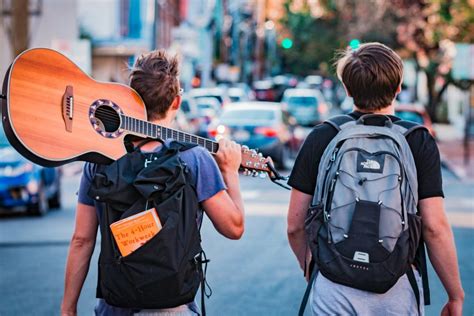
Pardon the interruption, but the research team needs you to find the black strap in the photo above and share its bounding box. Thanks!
[419,239,431,305]
[198,251,211,316]
[298,263,318,316]
[393,120,429,136]
[324,115,354,131]
[0,94,6,99]
[406,267,421,315]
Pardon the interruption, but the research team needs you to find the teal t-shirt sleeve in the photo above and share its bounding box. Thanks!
[181,146,227,203]
[78,162,95,206]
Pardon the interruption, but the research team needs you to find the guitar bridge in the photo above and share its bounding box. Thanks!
[62,85,74,132]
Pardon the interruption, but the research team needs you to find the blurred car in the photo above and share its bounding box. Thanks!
[194,97,221,137]
[395,103,436,137]
[304,75,323,89]
[228,87,251,103]
[281,88,329,126]
[208,102,293,169]
[253,80,276,102]
[0,127,61,215]
[272,74,299,101]
[189,87,230,108]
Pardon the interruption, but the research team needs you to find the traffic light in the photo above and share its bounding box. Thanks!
[349,39,361,50]
[282,38,293,49]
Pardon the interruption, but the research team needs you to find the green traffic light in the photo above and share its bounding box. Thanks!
[349,39,361,50]
[282,38,293,49]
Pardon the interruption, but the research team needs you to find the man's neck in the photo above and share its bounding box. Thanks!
[354,104,394,115]
[132,117,173,151]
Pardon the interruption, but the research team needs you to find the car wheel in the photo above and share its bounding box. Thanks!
[48,189,61,209]
[277,145,291,171]
[28,182,49,216]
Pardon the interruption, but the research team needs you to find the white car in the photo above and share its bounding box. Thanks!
[281,88,329,126]
[189,87,231,107]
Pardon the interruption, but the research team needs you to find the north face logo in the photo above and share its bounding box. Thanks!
[360,159,380,170]
[356,152,385,173]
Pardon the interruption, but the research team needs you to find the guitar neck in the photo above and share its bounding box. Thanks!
[120,114,219,154]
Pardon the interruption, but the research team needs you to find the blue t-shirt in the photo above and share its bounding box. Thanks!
[77,142,226,314]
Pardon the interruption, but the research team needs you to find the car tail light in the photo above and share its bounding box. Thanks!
[318,103,328,114]
[255,127,278,137]
[208,129,218,138]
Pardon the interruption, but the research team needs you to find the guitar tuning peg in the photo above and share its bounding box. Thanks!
[258,152,263,158]
[242,145,249,152]
[252,170,259,177]
[243,169,251,176]
[259,172,267,179]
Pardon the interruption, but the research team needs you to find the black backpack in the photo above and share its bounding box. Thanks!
[88,140,209,311]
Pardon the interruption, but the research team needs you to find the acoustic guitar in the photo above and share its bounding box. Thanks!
[1,48,271,178]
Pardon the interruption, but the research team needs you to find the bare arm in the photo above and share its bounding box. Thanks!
[202,138,244,239]
[419,197,464,315]
[287,188,312,271]
[61,202,98,316]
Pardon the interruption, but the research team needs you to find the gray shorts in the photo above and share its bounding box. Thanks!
[310,271,424,316]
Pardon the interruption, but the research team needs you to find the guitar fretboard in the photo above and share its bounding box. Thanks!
[120,115,219,154]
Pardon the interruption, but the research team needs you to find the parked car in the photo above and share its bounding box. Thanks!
[194,97,221,137]
[281,88,329,126]
[228,87,251,103]
[395,103,436,137]
[253,80,276,102]
[189,87,230,108]
[208,102,293,169]
[304,75,323,89]
[0,127,61,215]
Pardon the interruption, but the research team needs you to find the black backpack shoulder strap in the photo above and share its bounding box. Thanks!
[394,119,431,308]
[393,120,429,137]
[324,114,355,131]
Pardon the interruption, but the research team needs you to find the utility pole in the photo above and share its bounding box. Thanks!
[10,0,29,57]
[254,0,266,80]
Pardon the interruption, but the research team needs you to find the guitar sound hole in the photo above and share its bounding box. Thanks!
[95,105,120,132]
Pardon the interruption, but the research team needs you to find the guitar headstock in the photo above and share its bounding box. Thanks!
[240,145,272,178]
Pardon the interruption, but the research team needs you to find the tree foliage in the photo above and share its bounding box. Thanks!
[278,0,474,120]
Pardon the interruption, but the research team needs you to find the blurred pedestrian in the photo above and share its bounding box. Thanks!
[287,42,464,315]
[61,50,245,316]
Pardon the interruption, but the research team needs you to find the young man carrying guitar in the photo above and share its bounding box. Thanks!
[61,50,245,316]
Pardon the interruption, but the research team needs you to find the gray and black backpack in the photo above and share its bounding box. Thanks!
[299,114,430,315]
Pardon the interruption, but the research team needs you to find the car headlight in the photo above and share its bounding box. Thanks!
[0,162,34,177]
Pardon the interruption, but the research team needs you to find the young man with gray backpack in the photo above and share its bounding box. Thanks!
[288,43,464,315]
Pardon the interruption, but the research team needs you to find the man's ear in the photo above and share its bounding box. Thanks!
[170,95,181,110]
[396,84,402,94]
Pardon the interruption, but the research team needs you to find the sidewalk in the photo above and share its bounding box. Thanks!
[435,124,474,182]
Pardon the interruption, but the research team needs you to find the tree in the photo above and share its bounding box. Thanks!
[393,0,474,121]
[278,0,400,76]
[278,0,473,120]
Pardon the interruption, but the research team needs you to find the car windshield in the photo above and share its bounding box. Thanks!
[0,127,10,148]
[197,103,214,110]
[195,95,223,104]
[220,109,276,123]
[395,111,424,124]
[287,96,318,107]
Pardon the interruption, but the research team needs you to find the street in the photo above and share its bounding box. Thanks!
[0,164,472,316]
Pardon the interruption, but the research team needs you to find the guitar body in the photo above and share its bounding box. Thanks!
[2,48,147,167]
